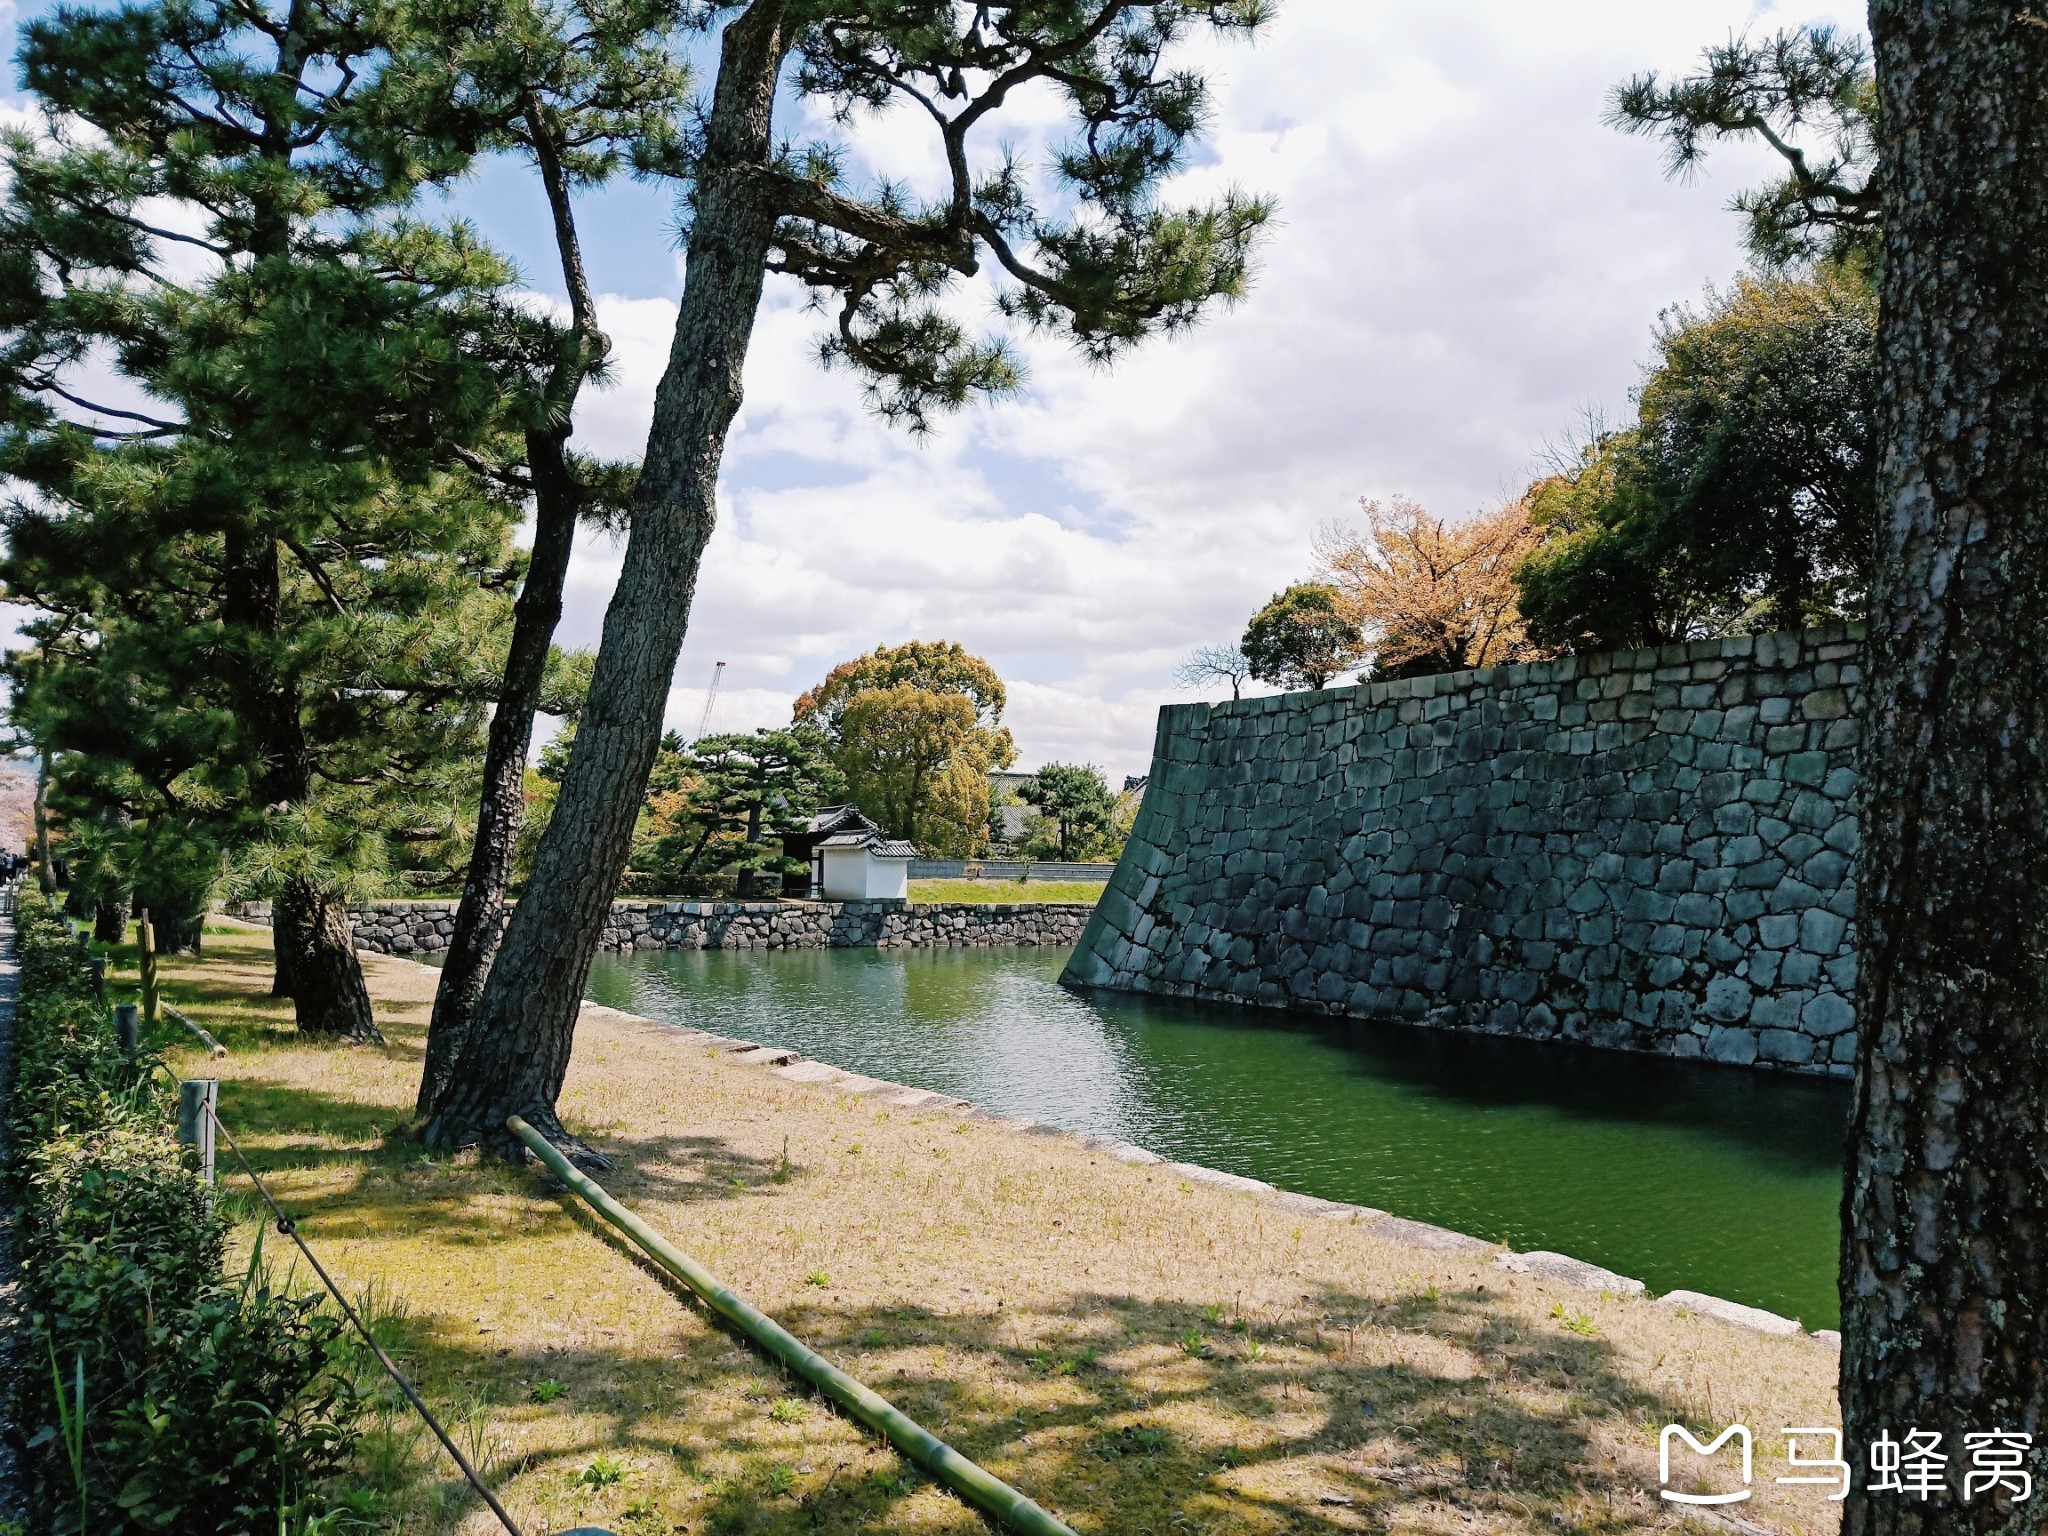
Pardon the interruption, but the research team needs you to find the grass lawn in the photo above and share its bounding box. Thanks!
[909,881,1104,905]
[120,922,1842,1535]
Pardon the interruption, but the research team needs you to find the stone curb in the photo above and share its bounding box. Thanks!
[1495,1250,1648,1296]
[1660,1288,1805,1336]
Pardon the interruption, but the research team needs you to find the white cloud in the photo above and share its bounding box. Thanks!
[562,0,1865,781]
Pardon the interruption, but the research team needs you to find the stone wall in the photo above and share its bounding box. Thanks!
[230,898,1091,955]
[1064,626,1863,1075]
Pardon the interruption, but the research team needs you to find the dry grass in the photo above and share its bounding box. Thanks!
[129,923,1842,1536]
[908,881,1104,905]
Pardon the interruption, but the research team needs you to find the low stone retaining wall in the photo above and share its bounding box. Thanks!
[226,898,1092,954]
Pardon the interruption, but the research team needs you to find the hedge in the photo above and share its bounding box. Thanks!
[8,893,366,1534]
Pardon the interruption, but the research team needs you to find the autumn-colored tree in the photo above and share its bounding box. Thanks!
[1317,498,1543,679]
[794,642,1016,855]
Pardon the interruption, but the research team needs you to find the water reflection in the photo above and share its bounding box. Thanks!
[582,944,1849,1326]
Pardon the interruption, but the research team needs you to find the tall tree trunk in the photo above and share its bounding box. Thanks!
[1844,8,2048,1533]
[415,440,578,1117]
[32,757,52,894]
[271,879,309,998]
[224,526,379,1041]
[152,903,203,955]
[425,2,791,1160]
[285,875,381,1042]
[416,88,612,1122]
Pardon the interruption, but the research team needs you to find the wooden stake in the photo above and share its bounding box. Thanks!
[138,906,159,1023]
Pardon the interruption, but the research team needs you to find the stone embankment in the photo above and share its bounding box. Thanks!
[228,898,1091,955]
[1068,626,1864,1075]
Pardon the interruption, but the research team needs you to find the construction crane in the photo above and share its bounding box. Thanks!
[692,661,725,743]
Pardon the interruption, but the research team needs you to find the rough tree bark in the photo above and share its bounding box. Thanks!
[1843,6,2048,1533]
[285,874,383,1042]
[272,876,309,998]
[416,94,609,1122]
[424,1,791,1159]
[32,758,52,894]
[224,526,380,1042]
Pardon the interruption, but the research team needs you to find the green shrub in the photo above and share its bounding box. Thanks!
[9,895,365,1533]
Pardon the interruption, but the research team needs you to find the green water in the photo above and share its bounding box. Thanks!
[582,944,1849,1327]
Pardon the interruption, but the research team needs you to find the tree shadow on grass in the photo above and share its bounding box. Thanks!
[431,1181,1697,1536]
[195,1077,792,1266]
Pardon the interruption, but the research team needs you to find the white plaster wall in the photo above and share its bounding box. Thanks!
[821,847,910,900]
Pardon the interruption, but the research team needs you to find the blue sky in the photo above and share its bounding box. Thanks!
[2,0,1865,781]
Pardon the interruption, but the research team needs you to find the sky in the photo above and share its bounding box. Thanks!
[1,0,1866,783]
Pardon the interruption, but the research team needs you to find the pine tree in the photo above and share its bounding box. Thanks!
[1844,7,2048,1532]
[630,725,843,894]
[1019,764,1116,862]
[357,0,694,1117]
[430,0,1277,1160]
[0,0,522,1039]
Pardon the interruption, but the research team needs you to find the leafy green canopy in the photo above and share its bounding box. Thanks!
[1019,761,1116,861]
[0,0,535,906]
[1516,263,1877,651]
[1241,583,1365,692]
[794,641,1018,855]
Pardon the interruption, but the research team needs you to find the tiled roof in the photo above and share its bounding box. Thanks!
[805,804,884,836]
[817,828,920,858]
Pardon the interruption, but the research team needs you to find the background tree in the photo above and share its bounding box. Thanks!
[1173,642,1252,700]
[431,0,1276,1161]
[629,724,842,894]
[1611,26,1878,271]
[1318,497,1541,679]
[1516,269,1877,650]
[794,641,1016,855]
[1019,763,1116,862]
[1241,584,1365,691]
[1841,8,2048,1532]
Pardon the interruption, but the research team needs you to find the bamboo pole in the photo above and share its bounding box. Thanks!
[506,1117,1080,1536]
[164,1005,227,1058]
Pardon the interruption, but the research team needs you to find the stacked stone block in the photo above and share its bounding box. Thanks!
[1064,626,1863,1076]
[230,898,1090,954]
